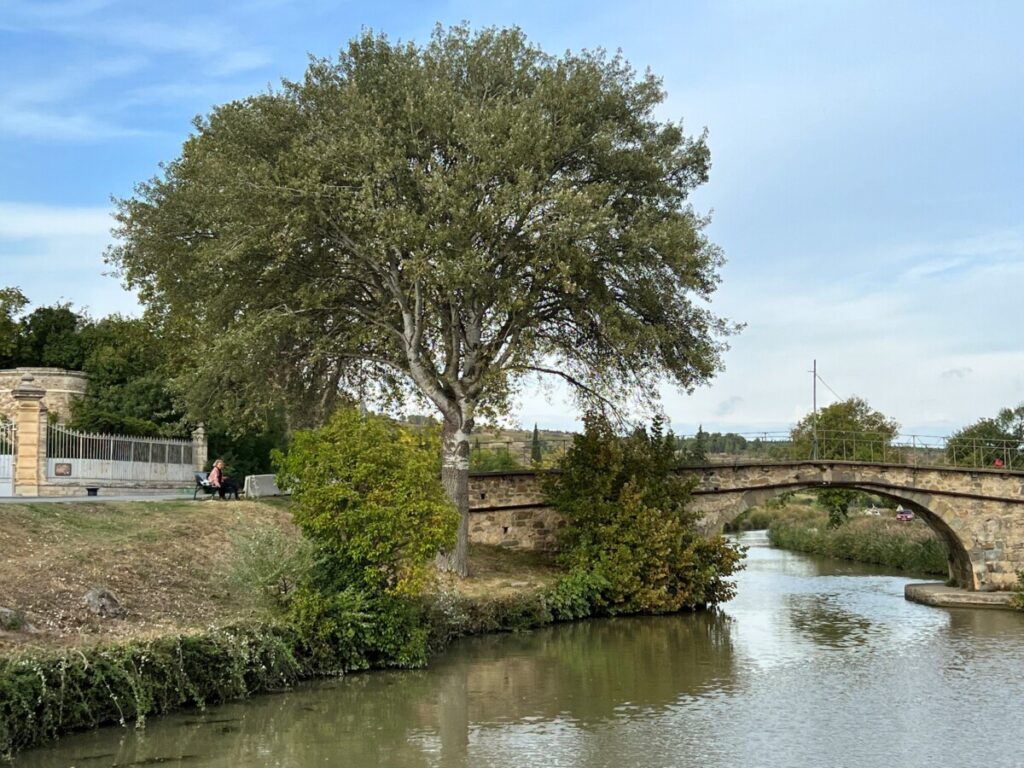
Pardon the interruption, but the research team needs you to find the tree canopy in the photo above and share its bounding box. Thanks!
[107,25,735,573]
[946,404,1024,469]
[0,287,28,368]
[790,397,900,526]
[0,288,286,476]
[790,397,900,463]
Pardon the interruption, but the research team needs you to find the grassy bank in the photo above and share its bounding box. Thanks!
[764,506,948,576]
[0,576,592,758]
[0,499,579,757]
[0,499,299,651]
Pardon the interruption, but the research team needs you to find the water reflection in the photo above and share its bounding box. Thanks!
[14,532,1024,768]
[18,613,739,768]
[784,592,875,649]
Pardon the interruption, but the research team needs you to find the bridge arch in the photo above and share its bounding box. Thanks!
[699,482,972,587]
[686,461,1024,590]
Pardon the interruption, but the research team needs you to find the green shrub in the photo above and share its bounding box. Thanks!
[544,414,744,614]
[275,408,458,598]
[543,569,609,621]
[470,446,524,471]
[274,409,459,668]
[726,507,783,532]
[1013,571,1024,611]
[224,525,314,613]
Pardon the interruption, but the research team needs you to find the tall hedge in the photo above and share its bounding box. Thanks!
[545,414,744,614]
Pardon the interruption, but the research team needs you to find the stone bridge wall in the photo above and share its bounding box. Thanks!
[468,471,561,550]
[469,463,1024,591]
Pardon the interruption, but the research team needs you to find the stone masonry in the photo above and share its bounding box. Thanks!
[468,461,1024,591]
[0,368,88,421]
[468,471,563,550]
[10,374,47,496]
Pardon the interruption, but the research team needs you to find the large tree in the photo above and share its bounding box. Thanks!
[108,25,734,575]
[790,397,900,463]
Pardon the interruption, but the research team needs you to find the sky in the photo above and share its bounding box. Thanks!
[1,0,1022,437]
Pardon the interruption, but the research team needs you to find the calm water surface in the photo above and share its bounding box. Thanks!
[14,531,1024,767]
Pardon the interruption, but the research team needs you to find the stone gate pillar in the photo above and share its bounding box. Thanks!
[192,423,208,471]
[12,374,47,497]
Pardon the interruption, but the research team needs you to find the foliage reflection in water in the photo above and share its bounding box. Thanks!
[13,531,1024,768]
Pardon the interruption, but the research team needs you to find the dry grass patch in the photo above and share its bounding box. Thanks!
[0,499,298,651]
[445,544,561,600]
[0,498,563,653]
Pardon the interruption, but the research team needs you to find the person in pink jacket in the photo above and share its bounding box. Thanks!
[208,458,239,499]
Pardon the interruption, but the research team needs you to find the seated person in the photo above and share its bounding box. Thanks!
[208,458,240,500]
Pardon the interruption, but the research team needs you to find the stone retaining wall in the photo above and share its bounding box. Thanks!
[468,471,561,550]
[38,482,191,497]
[0,368,88,421]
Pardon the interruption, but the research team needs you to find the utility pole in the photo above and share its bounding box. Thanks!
[811,359,818,460]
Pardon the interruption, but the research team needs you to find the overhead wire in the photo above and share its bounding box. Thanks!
[814,373,843,403]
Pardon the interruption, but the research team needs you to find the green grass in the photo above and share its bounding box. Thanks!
[766,507,948,575]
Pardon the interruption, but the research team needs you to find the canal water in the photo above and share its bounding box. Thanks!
[13,531,1024,767]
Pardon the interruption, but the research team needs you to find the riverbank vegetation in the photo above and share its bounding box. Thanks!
[727,496,948,576]
[768,512,947,575]
[546,414,743,614]
[1,410,742,757]
[0,496,559,757]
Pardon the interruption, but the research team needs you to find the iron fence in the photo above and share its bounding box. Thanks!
[0,419,14,456]
[46,423,195,483]
[0,420,13,496]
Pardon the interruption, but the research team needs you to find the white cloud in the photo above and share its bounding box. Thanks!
[940,367,972,381]
[655,227,1024,436]
[0,7,274,142]
[0,56,152,141]
[0,203,111,239]
[715,396,744,417]
[0,108,148,141]
[5,0,120,22]
[0,202,137,315]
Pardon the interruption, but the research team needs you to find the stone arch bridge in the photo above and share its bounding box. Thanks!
[686,461,1024,591]
[468,461,1024,591]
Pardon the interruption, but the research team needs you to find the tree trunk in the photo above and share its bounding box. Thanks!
[437,415,471,576]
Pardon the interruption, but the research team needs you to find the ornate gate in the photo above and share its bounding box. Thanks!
[0,420,14,496]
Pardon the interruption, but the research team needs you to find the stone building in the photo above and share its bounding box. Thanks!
[0,368,88,421]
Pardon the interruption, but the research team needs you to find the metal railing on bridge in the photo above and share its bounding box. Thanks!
[680,430,1023,470]
[468,429,1024,472]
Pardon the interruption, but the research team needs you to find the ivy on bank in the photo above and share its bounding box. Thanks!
[0,572,613,759]
[0,623,302,758]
